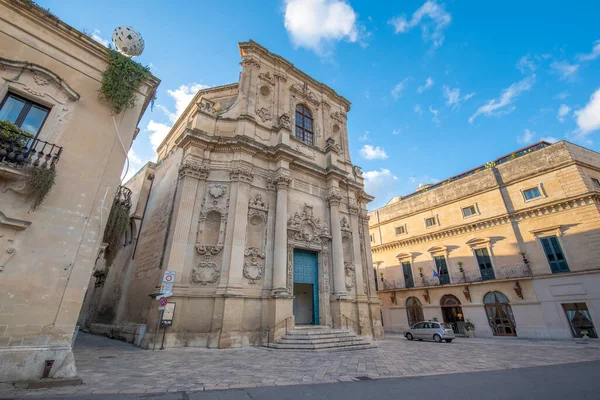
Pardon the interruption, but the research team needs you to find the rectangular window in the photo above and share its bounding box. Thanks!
[523,187,542,200]
[462,205,477,217]
[593,178,600,188]
[474,248,495,280]
[373,268,379,291]
[395,225,405,235]
[562,303,597,338]
[434,256,450,284]
[0,93,50,137]
[425,217,436,227]
[370,234,374,242]
[540,236,570,273]
[402,261,414,288]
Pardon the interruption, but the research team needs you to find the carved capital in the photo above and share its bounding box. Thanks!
[230,167,254,183]
[274,72,287,83]
[331,111,347,124]
[268,174,292,189]
[326,189,343,206]
[348,204,359,215]
[241,57,261,70]
[179,162,210,180]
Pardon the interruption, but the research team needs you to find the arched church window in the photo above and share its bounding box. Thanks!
[295,104,314,145]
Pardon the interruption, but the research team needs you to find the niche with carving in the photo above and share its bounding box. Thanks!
[244,193,268,284]
[193,184,229,285]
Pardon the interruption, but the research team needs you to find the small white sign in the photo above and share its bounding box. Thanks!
[163,271,176,283]
[160,282,173,294]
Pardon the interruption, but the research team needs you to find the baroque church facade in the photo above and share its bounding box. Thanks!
[79,41,383,348]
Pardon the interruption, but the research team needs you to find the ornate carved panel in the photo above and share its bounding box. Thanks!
[243,247,265,284]
[290,83,319,106]
[255,107,272,123]
[344,262,355,290]
[340,216,352,233]
[192,254,220,285]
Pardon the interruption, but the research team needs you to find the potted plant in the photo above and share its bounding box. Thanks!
[418,267,424,277]
[465,319,475,338]
[458,261,464,273]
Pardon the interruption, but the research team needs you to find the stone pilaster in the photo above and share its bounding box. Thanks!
[270,173,292,296]
[327,189,346,298]
[164,162,210,282]
[348,205,366,297]
[226,167,254,290]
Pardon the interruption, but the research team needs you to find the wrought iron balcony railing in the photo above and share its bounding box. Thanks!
[379,263,533,291]
[0,128,62,169]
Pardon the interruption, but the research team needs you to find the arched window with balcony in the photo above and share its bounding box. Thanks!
[295,104,314,145]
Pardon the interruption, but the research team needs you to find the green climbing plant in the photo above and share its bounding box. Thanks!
[102,196,130,267]
[99,49,153,115]
[0,120,33,145]
[25,166,56,211]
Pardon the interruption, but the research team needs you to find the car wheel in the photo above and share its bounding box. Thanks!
[433,334,442,343]
[445,339,453,343]
[406,333,414,341]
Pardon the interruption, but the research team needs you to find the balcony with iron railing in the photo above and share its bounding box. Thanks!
[0,126,62,171]
[379,263,533,291]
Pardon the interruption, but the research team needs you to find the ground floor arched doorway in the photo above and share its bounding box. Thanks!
[406,297,424,327]
[441,294,465,334]
[484,291,517,336]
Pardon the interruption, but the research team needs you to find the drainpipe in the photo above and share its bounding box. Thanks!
[132,173,155,260]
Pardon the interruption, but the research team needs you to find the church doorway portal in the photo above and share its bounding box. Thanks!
[292,249,319,325]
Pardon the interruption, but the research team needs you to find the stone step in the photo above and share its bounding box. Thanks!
[293,325,329,330]
[285,329,354,336]
[282,332,356,340]
[278,337,368,345]
[264,341,375,351]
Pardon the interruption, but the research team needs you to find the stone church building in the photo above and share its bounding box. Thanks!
[80,41,383,348]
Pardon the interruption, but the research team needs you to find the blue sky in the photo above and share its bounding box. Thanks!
[40,0,600,210]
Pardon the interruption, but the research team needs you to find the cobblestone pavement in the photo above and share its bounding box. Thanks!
[2,333,600,398]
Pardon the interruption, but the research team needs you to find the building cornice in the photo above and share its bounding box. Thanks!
[369,157,594,230]
[372,192,600,253]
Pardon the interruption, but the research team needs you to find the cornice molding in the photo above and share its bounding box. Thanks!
[372,192,600,253]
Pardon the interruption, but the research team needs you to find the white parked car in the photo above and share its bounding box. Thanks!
[404,321,455,343]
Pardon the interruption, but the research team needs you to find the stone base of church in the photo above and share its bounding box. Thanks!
[0,346,76,382]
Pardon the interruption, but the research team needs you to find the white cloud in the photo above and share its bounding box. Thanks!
[363,168,399,210]
[551,61,579,80]
[283,0,361,54]
[122,148,144,182]
[557,104,571,123]
[429,105,440,123]
[147,120,172,151]
[391,79,409,99]
[516,55,536,74]
[389,1,451,48]
[540,136,559,144]
[577,40,600,62]
[409,175,440,188]
[392,129,401,135]
[442,85,475,108]
[414,104,423,115]
[161,83,209,123]
[468,76,535,124]
[360,144,388,160]
[517,128,535,145]
[417,77,434,93]
[358,130,370,141]
[574,87,600,137]
[554,91,569,100]
[91,29,109,47]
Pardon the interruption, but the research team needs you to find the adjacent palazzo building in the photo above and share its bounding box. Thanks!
[0,0,158,381]
[371,141,600,340]
[80,41,383,348]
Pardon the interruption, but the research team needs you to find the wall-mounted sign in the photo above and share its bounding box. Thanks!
[161,302,176,327]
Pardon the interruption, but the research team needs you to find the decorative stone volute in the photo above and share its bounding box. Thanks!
[278,113,292,130]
